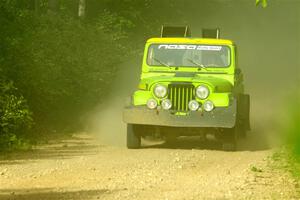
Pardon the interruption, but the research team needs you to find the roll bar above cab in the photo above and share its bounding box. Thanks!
[160,26,191,38]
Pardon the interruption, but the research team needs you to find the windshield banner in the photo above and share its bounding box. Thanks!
[158,45,222,51]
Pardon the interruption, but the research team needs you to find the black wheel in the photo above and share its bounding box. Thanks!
[165,135,177,145]
[236,121,247,139]
[222,141,236,151]
[127,124,141,149]
[219,128,237,151]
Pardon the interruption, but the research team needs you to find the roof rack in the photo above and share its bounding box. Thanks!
[161,25,191,38]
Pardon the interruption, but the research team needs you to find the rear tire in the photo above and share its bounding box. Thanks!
[127,124,141,149]
[237,123,247,139]
[237,94,251,138]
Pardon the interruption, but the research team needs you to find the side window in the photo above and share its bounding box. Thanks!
[147,47,154,65]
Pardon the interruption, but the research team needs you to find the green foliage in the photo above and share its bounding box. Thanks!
[17,14,122,131]
[286,154,300,179]
[256,0,268,8]
[0,0,183,149]
[285,94,300,158]
[97,9,136,42]
[275,92,300,180]
[271,149,300,180]
[0,79,33,150]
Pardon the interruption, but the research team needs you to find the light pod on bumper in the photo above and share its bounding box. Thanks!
[161,99,172,110]
[147,99,158,109]
[196,85,209,99]
[203,100,214,112]
[154,85,167,98]
[188,100,200,111]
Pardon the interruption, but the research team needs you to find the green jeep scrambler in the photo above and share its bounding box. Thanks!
[123,26,250,151]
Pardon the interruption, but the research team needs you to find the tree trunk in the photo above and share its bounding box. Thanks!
[34,0,40,15]
[78,0,86,18]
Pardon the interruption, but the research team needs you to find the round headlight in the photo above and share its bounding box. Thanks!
[154,85,167,98]
[161,99,172,110]
[203,100,214,112]
[188,100,200,111]
[196,85,209,99]
[147,99,158,109]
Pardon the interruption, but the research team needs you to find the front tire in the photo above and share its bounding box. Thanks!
[165,135,177,145]
[219,128,237,151]
[127,124,141,149]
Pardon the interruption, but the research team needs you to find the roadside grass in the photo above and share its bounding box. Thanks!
[0,138,32,152]
[274,92,300,181]
[265,92,300,187]
[0,131,75,152]
[286,155,300,180]
[268,148,300,193]
[284,94,300,180]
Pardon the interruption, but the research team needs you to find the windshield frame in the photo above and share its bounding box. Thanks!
[146,43,232,68]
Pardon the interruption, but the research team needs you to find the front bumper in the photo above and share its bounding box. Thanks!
[123,99,236,128]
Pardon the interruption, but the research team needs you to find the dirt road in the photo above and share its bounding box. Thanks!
[0,133,299,200]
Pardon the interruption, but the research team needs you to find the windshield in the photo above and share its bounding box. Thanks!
[147,44,231,68]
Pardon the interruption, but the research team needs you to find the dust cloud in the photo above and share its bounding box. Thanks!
[88,58,141,146]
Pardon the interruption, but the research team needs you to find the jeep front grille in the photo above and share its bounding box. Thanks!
[168,83,195,111]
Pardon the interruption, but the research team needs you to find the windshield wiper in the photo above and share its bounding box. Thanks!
[151,57,170,68]
[186,59,207,70]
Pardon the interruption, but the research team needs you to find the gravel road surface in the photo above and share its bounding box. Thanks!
[0,133,299,200]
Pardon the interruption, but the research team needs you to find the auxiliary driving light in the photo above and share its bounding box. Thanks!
[147,99,158,109]
[196,85,209,99]
[188,100,200,111]
[161,99,172,110]
[203,100,214,112]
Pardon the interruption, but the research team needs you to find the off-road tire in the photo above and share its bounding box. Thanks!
[220,128,237,151]
[222,142,236,151]
[237,123,247,139]
[165,135,177,146]
[127,124,141,149]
